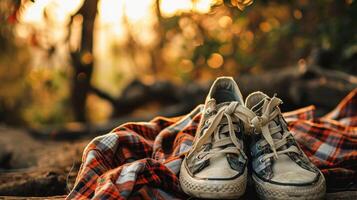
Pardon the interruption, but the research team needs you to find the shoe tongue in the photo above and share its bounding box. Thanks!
[252,98,283,140]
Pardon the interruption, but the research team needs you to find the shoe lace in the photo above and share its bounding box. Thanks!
[250,96,300,161]
[187,101,256,165]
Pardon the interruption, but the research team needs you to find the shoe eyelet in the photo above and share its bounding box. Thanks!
[205,108,211,115]
[236,126,240,133]
[256,144,261,150]
[204,120,210,126]
[196,153,207,160]
[253,128,259,135]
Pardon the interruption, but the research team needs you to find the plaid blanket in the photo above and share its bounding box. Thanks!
[67,89,357,199]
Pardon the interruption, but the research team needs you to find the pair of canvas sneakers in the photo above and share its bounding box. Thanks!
[179,77,326,199]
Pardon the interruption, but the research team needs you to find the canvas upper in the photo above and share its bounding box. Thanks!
[183,77,254,180]
[245,92,321,185]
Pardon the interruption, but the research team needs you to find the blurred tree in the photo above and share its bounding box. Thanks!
[68,0,98,122]
[0,0,30,125]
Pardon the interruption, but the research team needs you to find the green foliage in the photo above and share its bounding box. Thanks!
[158,0,356,76]
[0,0,73,126]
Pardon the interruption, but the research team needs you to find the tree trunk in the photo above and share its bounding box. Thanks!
[70,0,98,122]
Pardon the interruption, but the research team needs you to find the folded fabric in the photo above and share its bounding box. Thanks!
[67,89,357,199]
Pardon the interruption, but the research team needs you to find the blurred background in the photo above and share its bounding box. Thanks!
[0,0,356,197]
[0,0,356,128]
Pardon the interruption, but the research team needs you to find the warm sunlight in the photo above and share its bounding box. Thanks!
[98,0,123,24]
[18,0,214,53]
[20,0,214,24]
[21,0,50,23]
[124,0,154,21]
[21,0,82,24]
[98,0,154,23]
[160,0,193,17]
[160,0,213,17]
[17,0,216,72]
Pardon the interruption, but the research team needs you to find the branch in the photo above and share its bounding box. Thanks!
[89,86,116,105]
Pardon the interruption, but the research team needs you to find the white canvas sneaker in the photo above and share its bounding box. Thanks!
[179,77,255,199]
[245,91,326,200]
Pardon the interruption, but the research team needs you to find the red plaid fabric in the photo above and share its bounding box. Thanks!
[284,89,357,191]
[67,89,357,199]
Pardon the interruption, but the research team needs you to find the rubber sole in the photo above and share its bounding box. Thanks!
[179,159,247,199]
[253,172,326,200]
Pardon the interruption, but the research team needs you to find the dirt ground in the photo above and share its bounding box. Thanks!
[0,126,89,197]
